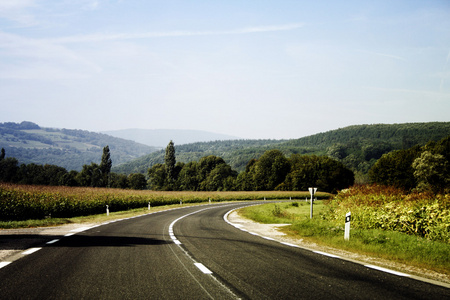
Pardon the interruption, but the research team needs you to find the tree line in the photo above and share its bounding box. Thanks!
[369,135,450,194]
[147,141,355,193]
[0,146,147,190]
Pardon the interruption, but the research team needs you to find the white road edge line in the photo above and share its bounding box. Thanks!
[365,264,410,277]
[194,263,213,274]
[0,262,11,269]
[46,239,60,244]
[22,247,42,255]
[313,251,340,258]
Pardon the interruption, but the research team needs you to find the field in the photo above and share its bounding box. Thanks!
[0,183,331,227]
[239,185,450,276]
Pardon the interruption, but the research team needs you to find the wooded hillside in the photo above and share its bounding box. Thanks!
[114,122,450,182]
[0,122,157,171]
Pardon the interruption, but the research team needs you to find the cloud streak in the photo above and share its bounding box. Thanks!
[45,23,305,44]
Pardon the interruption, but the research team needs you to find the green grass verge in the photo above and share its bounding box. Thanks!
[239,201,450,275]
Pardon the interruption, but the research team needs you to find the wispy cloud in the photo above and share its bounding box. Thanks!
[45,23,305,44]
[357,49,406,61]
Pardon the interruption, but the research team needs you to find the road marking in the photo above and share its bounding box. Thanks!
[194,263,213,274]
[64,232,76,237]
[22,247,42,255]
[70,226,92,232]
[46,239,60,244]
[0,262,11,269]
[365,265,410,277]
[313,251,340,258]
[280,242,298,247]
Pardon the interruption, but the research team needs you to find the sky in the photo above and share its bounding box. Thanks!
[1,0,449,140]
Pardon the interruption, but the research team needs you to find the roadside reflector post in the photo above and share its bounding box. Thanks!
[209,198,211,204]
[180,200,182,205]
[148,202,151,210]
[344,212,351,241]
[106,205,109,216]
[308,187,317,219]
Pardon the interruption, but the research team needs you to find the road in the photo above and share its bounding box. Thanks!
[0,202,448,299]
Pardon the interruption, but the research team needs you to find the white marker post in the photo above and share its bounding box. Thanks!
[148,202,151,210]
[344,212,351,241]
[106,205,109,216]
[308,187,317,219]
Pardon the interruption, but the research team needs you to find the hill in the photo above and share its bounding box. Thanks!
[113,122,450,181]
[102,128,241,147]
[0,121,158,171]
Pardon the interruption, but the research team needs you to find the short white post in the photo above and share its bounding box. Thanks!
[106,205,109,216]
[344,212,351,241]
[264,197,266,201]
[308,187,317,219]
[209,198,211,204]
[290,197,292,201]
[148,202,151,210]
[180,200,182,205]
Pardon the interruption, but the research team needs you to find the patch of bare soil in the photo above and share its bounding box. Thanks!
[227,211,450,286]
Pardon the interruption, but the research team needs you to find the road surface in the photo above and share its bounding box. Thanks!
[0,202,448,299]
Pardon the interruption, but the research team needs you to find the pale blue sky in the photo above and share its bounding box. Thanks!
[1,0,449,139]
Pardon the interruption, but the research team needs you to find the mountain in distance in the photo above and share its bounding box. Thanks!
[0,121,158,171]
[101,128,241,147]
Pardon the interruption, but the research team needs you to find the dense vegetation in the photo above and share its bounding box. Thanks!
[369,136,450,193]
[0,146,148,190]
[115,122,450,182]
[147,144,354,193]
[0,121,157,171]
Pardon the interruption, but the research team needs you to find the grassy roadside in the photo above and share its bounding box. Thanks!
[238,201,450,276]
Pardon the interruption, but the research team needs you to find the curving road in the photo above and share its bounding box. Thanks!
[0,202,448,299]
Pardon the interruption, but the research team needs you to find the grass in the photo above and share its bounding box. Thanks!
[239,201,450,276]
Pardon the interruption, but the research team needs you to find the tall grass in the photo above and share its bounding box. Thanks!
[324,185,450,243]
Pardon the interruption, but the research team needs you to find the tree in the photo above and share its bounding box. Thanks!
[148,163,167,190]
[0,148,5,161]
[412,151,449,193]
[368,146,421,191]
[78,163,103,187]
[282,155,354,193]
[165,141,176,189]
[252,150,290,190]
[127,173,147,190]
[177,161,199,191]
[100,145,112,187]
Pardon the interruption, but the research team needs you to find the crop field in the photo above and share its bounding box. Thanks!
[0,183,331,223]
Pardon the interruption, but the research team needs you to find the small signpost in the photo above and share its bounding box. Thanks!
[344,212,351,240]
[308,187,317,219]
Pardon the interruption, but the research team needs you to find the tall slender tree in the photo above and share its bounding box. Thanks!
[100,145,112,187]
[165,140,176,189]
[0,148,5,161]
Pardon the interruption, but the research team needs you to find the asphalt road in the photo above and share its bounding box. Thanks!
[0,202,448,299]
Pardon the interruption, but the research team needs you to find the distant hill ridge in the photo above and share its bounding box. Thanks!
[113,122,450,176]
[101,128,241,147]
